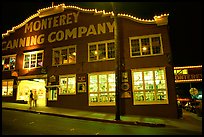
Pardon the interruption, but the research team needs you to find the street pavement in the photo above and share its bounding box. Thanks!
[2,102,202,132]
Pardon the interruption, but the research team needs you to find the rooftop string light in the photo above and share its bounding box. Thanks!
[2,3,169,38]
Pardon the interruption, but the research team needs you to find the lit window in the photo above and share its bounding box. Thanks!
[59,75,76,95]
[132,67,168,105]
[2,80,13,96]
[88,40,115,62]
[23,50,44,69]
[88,72,115,106]
[2,55,16,71]
[130,34,163,57]
[48,88,58,101]
[52,45,76,66]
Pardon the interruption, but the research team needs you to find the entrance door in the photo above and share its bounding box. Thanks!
[17,79,46,106]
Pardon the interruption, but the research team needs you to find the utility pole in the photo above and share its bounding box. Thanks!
[111,2,121,121]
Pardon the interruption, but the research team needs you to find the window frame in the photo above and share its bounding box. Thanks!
[131,67,169,105]
[88,40,115,62]
[52,45,76,66]
[129,34,163,57]
[2,79,14,96]
[2,54,16,71]
[23,50,44,69]
[88,71,116,106]
[59,74,76,95]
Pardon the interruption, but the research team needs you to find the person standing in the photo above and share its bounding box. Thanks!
[33,90,38,107]
[29,90,33,109]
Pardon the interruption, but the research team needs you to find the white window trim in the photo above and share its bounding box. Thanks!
[2,79,14,96]
[52,45,76,66]
[88,39,115,62]
[59,74,76,95]
[131,67,169,105]
[129,34,164,58]
[23,50,44,69]
[88,71,116,106]
[2,54,17,71]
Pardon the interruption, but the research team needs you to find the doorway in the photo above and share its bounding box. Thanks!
[17,79,46,106]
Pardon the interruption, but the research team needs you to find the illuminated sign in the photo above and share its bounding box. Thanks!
[175,74,202,80]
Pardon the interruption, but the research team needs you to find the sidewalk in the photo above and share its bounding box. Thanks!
[2,102,202,132]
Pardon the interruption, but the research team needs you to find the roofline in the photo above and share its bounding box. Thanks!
[2,3,169,39]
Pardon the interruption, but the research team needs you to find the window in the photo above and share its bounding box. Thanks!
[59,75,76,95]
[88,40,115,62]
[132,67,168,105]
[48,88,58,101]
[130,34,163,57]
[2,54,16,71]
[2,80,14,96]
[23,50,44,69]
[52,45,76,66]
[88,72,115,106]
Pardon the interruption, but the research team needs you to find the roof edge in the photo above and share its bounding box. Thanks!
[2,3,169,38]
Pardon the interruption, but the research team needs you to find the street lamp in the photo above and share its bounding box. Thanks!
[111,2,121,121]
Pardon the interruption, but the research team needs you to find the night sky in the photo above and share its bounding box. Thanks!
[2,2,202,66]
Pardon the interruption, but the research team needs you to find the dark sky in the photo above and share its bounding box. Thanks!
[2,2,202,66]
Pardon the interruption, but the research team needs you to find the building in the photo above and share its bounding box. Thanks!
[2,4,178,118]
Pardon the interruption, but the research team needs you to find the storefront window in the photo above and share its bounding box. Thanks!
[59,75,76,95]
[2,55,16,71]
[52,45,76,66]
[130,34,163,57]
[23,51,44,69]
[48,88,58,101]
[88,72,115,106]
[2,80,13,96]
[88,40,115,62]
[132,67,168,105]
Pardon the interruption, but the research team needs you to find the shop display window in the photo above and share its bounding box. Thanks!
[88,40,115,62]
[130,34,163,57]
[2,80,13,96]
[59,75,76,95]
[132,67,168,105]
[134,91,145,101]
[89,93,98,102]
[52,45,76,66]
[48,88,58,101]
[88,72,115,106]
[2,55,16,71]
[23,50,44,69]
[145,91,155,101]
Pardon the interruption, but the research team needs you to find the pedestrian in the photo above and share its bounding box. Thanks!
[33,90,38,107]
[29,90,33,109]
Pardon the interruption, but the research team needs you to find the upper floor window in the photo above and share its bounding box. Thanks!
[52,45,76,66]
[2,54,16,71]
[23,50,44,69]
[130,34,163,57]
[88,40,115,62]
[59,74,76,95]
